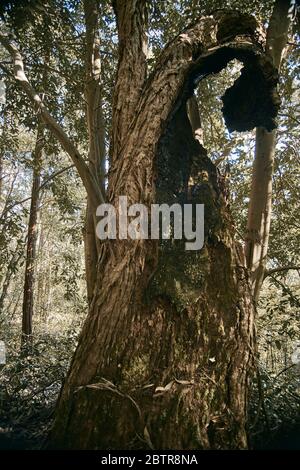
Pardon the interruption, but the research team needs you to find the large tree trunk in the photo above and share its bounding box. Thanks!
[21,120,44,345]
[245,0,292,301]
[48,9,280,450]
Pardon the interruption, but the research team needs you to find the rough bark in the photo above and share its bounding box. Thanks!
[110,0,148,167]
[84,205,98,305]
[245,0,292,301]
[21,120,44,345]
[48,11,279,450]
[83,0,106,304]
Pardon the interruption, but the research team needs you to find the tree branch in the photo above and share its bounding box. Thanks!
[39,164,75,192]
[83,0,106,190]
[269,274,300,308]
[0,31,104,209]
[0,164,76,219]
[272,364,296,382]
[264,265,300,278]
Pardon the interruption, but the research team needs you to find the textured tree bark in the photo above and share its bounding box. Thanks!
[110,0,148,167]
[48,10,279,450]
[245,0,292,301]
[83,0,106,304]
[84,204,98,305]
[21,120,44,345]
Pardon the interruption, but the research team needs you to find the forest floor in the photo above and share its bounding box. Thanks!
[1,333,299,450]
[0,405,53,449]
[0,414,300,450]
[252,421,300,449]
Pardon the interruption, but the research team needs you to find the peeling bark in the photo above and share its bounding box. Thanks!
[187,94,204,145]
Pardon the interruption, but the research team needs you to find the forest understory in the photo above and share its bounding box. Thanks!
[1,326,300,450]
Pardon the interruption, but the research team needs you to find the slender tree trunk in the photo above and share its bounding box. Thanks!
[36,209,44,317]
[0,109,7,200]
[245,0,292,301]
[21,120,44,345]
[0,248,24,318]
[83,0,106,304]
[48,9,279,449]
[0,150,2,200]
[21,40,51,345]
[0,155,2,199]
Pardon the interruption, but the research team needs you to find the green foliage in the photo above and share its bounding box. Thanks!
[0,323,82,448]
[248,276,300,447]
[249,363,300,448]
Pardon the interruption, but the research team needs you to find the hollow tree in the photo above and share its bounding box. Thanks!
[1,3,280,449]
[49,8,280,449]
